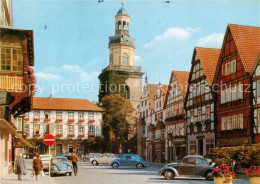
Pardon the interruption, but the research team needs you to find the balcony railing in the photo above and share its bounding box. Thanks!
[0,75,24,92]
[104,65,142,73]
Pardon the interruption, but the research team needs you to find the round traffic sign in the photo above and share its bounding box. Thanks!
[43,134,55,146]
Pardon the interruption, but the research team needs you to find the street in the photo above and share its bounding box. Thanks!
[0,160,250,184]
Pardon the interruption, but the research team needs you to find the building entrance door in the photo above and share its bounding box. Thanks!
[198,140,204,155]
[56,144,62,156]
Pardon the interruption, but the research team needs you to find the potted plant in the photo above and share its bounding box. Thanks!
[212,164,236,184]
[56,119,62,122]
[68,119,74,123]
[245,166,260,184]
[78,119,85,123]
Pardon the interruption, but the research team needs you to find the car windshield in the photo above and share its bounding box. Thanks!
[53,157,68,162]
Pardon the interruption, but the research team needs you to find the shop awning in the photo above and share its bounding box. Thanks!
[0,118,35,148]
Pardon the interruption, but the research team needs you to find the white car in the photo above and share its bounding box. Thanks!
[90,153,116,165]
[40,155,53,171]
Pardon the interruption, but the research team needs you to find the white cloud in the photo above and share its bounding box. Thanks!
[144,27,199,48]
[81,71,100,83]
[35,72,62,80]
[134,55,145,61]
[60,64,82,72]
[197,33,224,48]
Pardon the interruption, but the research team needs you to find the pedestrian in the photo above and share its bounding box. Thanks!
[70,152,78,176]
[32,153,43,181]
[15,153,26,181]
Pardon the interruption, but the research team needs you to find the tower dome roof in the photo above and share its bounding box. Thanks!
[116,7,129,16]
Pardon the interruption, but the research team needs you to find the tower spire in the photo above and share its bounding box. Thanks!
[145,73,148,84]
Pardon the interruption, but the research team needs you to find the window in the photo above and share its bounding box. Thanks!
[190,111,194,122]
[238,114,243,129]
[206,107,211,119]
[125,85,130,99]
[142,126,146,135]
[44,112,50,119]
[196,158,208,165]
[238,84,243,99]
[118,21,121,29]
[56,112,62,119]
[231,86,237,101]
[33,124,40,134]
[0,35,23,72]
[78,125,84,135]
[123,21,126,30]
[225,62,230,75]
[227,116,232,130]
[24,124,29,132]
[88,112,94,120]
[198,109,202,121]
[221,117,227,131]
[122,53,128,65]
[34,111,40,119]
[231,60,237,73]
[68,146,73,153]
[221,89,226,104]
[57,125,62,134]
[206,139,214,154]
[162,129,165,139]
[88,125,95,136]
[15,117,22,131]
[68,125,74,134]
[79,112,84,120]
[257,81,260,97]
[183,157,196,164]
[68,112,74,120]
[232,115,237,129]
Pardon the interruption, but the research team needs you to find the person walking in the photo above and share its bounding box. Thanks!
[15,153,25,181]
[32,153,43,181]
[70,152,78,176]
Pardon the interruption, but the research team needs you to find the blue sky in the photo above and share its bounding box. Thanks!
[13,0,260,101]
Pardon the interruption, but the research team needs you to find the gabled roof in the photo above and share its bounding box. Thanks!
[250,51,260,76]
[195,47,221,86]
[32,97,103,112]
[164,70,189,108]
[229,24,260,72]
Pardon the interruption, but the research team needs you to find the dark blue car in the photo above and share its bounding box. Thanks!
[110,154,148,169]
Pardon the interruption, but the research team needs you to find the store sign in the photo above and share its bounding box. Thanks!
[0,105,8,119]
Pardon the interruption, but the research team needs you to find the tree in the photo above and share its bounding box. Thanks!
[101,94,134,152]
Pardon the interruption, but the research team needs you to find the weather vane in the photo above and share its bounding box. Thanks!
[121,1,125,7]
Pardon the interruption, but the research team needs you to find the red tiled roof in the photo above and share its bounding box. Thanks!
[32,97,103,111]
[195,47,221,86]
[229,24,260,72]
[173,71,190,98]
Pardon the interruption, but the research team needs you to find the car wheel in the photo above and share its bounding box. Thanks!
[69,172,72,176]
[50,173,54,177]
[136,163,143,169]
[164,170,174,180]
[92,160,98,166]
[112,162,119,169]
[205,171,213,181]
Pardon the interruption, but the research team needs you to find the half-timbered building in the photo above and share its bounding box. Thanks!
[185,47,220,156]
[137,77,157,160]
[251,52,260,144]
[147,83,167,162]
[213,24,260,147]
[164,71,189,162]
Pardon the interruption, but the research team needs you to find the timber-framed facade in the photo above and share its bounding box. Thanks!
[185,47,220,156]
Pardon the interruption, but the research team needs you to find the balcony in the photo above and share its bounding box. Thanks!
[68,134,75,137]
[24,118,29,121]
[78,134,85,138]
[33,118,40,121]
[104,65,142,73]
[0,75,24,92]
[44,119,50,123]
[88,119,95,123]
[33,134,41,137]
[56,134,63,137]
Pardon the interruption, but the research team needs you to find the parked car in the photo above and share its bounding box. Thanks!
[40,155,53,171]
[90,153,117,165]
[158,155,214,180]
[58,153,72,160]
[50,156,73,177]
[111,154,148,169]
[83,153,101,162]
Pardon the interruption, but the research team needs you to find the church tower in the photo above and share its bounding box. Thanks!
[99,3,144,112]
